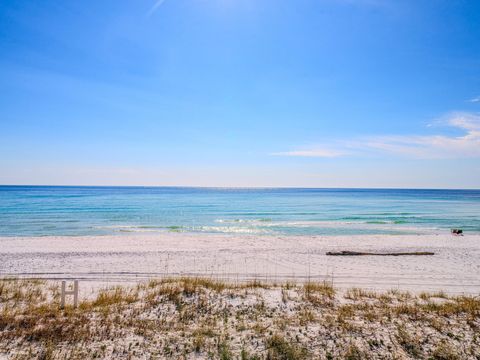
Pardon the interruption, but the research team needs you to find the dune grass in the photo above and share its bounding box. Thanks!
[0,277,479,359]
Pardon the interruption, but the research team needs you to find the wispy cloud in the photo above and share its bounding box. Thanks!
[271,148,345,158]
[273,112,480,159]
[147,0,167,16]
[468,96,480,103]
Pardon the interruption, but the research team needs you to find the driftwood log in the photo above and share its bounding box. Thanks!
[326,251,434,256]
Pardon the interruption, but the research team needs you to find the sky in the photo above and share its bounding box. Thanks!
[0,0,479,188]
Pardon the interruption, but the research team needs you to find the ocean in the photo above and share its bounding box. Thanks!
[1,186,479,237]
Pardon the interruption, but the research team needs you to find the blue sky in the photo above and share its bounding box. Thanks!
[1,0,479,188]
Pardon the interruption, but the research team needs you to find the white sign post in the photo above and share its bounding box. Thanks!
[60,280,79,309]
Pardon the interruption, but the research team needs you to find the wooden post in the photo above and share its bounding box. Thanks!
[61,281,66,308]
[73,280,79,308]
[60,280,79,309]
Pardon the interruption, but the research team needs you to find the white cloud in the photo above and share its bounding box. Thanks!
[271,148,345,158]
[468,96,480,103]
[273,112,480,160]
[147,0,167,16]
[447,112,480,131]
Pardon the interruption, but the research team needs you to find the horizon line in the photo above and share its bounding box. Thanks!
[1,184,479,191]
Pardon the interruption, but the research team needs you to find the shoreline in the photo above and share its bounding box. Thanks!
[1,232,479,294]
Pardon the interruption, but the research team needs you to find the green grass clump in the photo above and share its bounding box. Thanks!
[303,281,335,305]
[343,343,366,360]
[431,341,461,360]
[89,287,138,308]
[344,288,378,300]
[218,340,233,360]
[396,325,422,357]
[265,334,309,360]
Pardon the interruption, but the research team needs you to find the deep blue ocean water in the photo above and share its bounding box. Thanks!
[0,186,479,237]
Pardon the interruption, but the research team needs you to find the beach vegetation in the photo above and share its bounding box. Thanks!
[217,339,233,360]
[396,325,422,357]
[303,281,335,305]
[265,334,309,360]
[343,343,366,360]
[344,287,378,300]
[1,277,479,359]
[431,341,461,360]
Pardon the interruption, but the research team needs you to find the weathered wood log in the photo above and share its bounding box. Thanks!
[326,251,434,256]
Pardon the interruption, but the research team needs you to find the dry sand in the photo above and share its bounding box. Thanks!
[1,232,479,294]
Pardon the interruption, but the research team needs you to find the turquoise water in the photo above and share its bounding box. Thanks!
[0,186,479,236]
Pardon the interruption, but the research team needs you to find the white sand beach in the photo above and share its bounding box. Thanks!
[1,232,479,294]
